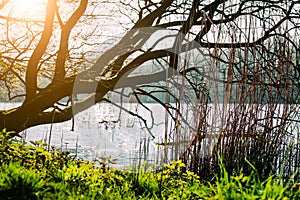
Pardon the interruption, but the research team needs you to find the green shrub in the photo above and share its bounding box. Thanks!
[0,162,45,200]
[0,128,299,199]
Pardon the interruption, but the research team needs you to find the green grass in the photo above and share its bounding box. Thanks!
[0,129,299,199]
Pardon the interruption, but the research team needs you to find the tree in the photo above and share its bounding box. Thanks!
[0,0,300,178]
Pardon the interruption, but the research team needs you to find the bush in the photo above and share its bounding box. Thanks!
[0,129,299,199]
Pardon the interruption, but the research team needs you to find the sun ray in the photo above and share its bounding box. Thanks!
[11,0,46,19]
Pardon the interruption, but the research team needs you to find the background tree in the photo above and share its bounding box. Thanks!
[0,0,299,179]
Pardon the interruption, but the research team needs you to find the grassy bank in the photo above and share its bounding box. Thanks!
[0,129,300,199]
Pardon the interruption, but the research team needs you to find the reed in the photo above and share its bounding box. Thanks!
[178,21,300,181]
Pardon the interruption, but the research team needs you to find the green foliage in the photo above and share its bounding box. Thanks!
[0,163,46,199]
[199,158,300,200]
[0,129,299,199]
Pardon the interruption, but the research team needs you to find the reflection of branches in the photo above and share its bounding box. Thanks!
[135,86,197,132]
[102,97,155,139]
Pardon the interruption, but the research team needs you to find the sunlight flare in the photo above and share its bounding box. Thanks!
[11,0,46,18]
